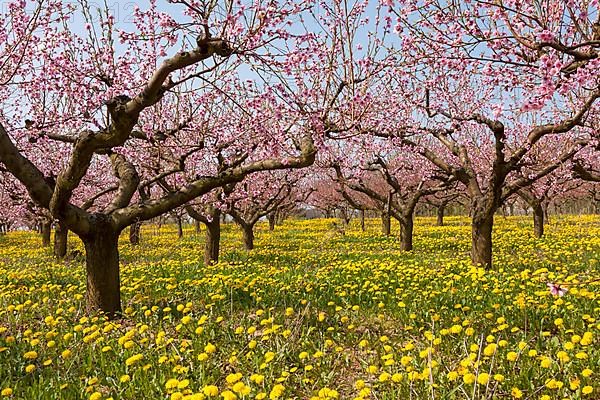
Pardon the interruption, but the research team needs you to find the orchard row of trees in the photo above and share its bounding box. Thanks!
[7,162,599,258]
[0,0,599,316]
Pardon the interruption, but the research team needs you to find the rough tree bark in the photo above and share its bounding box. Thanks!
[533,202,544,238]
[81,218,121,317]
[436,204,445,226]
[471,210,494,268]
[242,223,255,250]
[204,216,221,266]
[176,216,183,239]
[129,222,141,245]
[41,220,51,247]
[518,190,547,238]
[399,210,415,251]
[268,212,276,231]
[53,221,68,259]
[187,205,223,266]
[381,211,391,236]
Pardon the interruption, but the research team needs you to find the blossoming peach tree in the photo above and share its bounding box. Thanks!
[0,0,329,316]
[368,0,600,267]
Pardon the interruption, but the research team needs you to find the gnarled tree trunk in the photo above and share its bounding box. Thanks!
[268,213,276,231]
[242,224,255,250]
[381,211,391,236]
[53,222,68,259]
[188,206,221,266]
[399,212,414,251]
[81,221,121,318]
[204,217,220,266]
[129,222,141,245]
[471,212,494,269]
[436,205,445,227]
[41,220,51,247]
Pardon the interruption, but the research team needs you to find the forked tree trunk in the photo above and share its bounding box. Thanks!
[268,213,276,231]
[533,203,544,238]
[53,222,68,259]
[242,224,255,250]
[381,212,391,236]
[204,218,220,266]
[471,212,494,269]
[81,223,121,318]
[399,212,414,251]
[129,222,141,245]
[41,221,51,247]
[436,205,445,226]
[360,209,365,232]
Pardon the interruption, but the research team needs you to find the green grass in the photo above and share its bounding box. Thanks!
[0,215,598,399]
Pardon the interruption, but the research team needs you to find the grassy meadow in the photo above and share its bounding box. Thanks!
[0,215,598,399]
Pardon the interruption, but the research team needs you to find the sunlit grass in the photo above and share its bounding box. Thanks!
[0,215,598,399]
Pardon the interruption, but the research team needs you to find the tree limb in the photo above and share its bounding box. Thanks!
[104,153,140,214]
[0,122,91,235]
[112,134,315,228]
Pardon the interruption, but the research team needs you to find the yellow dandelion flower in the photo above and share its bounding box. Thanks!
[202,385,219,396]
[511,387,523,398]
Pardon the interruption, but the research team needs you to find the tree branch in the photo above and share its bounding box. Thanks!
[81,185,119,210]
[104,153,140,214]
[509,90,600,165]
[112,134,315,228]
[502,140,587,200]
[124,38,233,115]
[0,123,91,235]
[573,161,600,182]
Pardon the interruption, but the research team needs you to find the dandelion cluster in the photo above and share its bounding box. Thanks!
[0,216,598,399]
